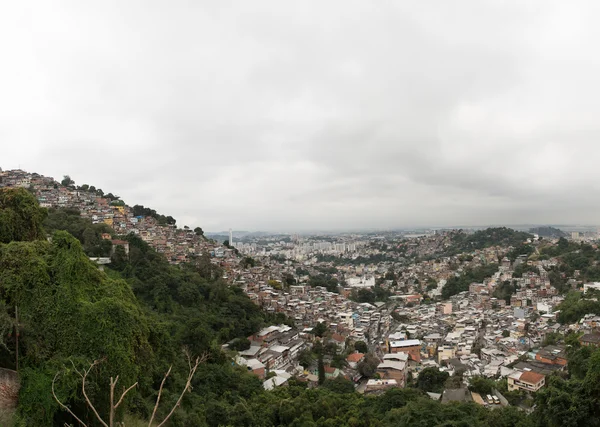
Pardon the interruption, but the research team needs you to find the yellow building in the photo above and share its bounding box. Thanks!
[438,345,456,364]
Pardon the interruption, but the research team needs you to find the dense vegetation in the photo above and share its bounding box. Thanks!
[533,333,600,426]
[529,226,567,238]
[0,188,270,426]
[512,263,539,278]
[555,290,600,324]
[442,263,499,299]
[315,253,400,266]
[0,188,47,243]
[506,243,535,261]
[44,208,113,256]
[540,238,600,288]
[414,367,449,393]
[307,274,341,293]
[131,204,176,226]
[493,281,518,304]
[448,227,533,255]
[350,286,392,304]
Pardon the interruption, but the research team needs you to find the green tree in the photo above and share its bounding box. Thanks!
[556,291,600,324]
[298,349,314,369]
[415,367,449,393]
[322,377,355,394]
[0,188,47,243]
[542,332,562,347]
[313,322,327,338]
[195,251,223,280]
[357,353,379,378]
[468,376,495,395]
[317,353,325,385]
[442,263,499,299]
[1,231,153,425]
[445,370,465,389]
[110,245,128,270]
[61,175,74,186]
[229,338,251,351]
[282,273,296,287]
[354,341,368,354]
[241,256,256,269]
[44,208,112,256]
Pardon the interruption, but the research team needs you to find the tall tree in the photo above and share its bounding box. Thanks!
[0,188,47,243]
[313,322,327,338]
[61,175,74,187]
[354,341,368,354]
[317,353,325,385]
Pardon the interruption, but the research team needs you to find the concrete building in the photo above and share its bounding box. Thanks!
[389,339,422,362]
[508,371,545,392]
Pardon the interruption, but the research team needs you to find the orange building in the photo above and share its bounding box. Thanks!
[535,346,567,366]
[389,339,422,363]
[508,371,545,392]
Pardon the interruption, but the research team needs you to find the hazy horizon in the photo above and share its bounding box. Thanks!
[4,2,600,230]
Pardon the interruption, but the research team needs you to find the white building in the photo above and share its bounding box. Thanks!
[346,276,375,288]
[583,282,600,294]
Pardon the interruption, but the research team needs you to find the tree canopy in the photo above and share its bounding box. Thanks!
[447,227,533,255]
[44,208,112,256]
[415,367,449,393]
[442,263,499,299]
[131,204,176,225]
[0,188,47,244]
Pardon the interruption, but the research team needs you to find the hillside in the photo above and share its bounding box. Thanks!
[0,169,210,264]
[448,227,533,255]
[3,187,600,426]
[0,187,273,425]
[529,226,568,238]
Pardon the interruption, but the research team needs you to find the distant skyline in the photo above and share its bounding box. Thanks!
[4,1,600,231]
[206,224,597,236]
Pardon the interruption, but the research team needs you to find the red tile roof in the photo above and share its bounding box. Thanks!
[520,371,545,385]
[347,353,365,363]
[332,333,345,342]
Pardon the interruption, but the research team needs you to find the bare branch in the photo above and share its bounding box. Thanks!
[69,359,83,378]
[155,352,208,427]
[184,347,192,371]
[114,381,138,409]
[147,366,172,427]
[52,372,88,427]
[81,360,109,427]
[109,377,116,427]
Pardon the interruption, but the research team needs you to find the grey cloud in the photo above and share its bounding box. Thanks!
[2,1,600,231]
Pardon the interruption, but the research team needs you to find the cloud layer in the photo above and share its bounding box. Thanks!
[2,1,600,231]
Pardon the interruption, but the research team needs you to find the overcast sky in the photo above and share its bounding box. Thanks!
[2,1,600,232]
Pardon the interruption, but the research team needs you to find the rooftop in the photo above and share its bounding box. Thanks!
[389,339,421,347]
